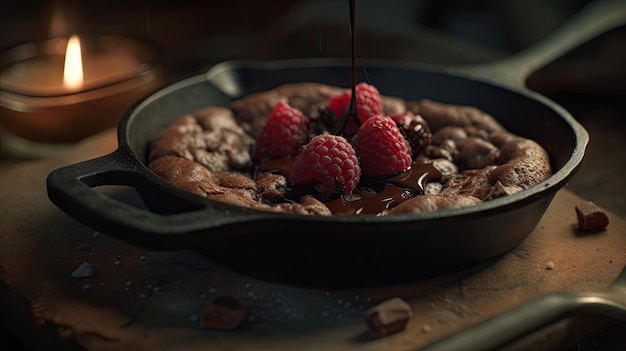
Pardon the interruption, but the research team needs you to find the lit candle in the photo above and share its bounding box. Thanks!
[1,35,146,96]
[0,35,162,152]
[63,34,83,91]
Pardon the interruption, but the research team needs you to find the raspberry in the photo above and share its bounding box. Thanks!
[352,115,412,176]
[390,111,432,157]
[252,101,308,161]
[290,134,360,196]
[328,82,383,136]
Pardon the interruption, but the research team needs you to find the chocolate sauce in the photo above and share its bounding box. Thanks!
[260,159,442,215]
[325,163,442,215]
[386,163,441,191]
[325,186,413,215]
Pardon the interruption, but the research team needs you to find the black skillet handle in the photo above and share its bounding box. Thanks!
[451,1,626,89]
[46,147,253,247]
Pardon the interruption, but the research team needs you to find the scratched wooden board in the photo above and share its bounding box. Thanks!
[0,129,624,351]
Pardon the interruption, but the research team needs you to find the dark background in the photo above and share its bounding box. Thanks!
[0,0,601,76]
[1,0,623,96]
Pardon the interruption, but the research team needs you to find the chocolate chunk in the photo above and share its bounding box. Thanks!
[575,201,609,232]
[200,295,247,330]
[365,297,413,337]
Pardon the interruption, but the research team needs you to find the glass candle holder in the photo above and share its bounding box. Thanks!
[0,35,163,157]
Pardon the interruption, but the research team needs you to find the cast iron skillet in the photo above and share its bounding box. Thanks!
[46,2,624,286]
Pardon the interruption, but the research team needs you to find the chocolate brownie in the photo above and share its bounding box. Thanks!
[148,83,552,215]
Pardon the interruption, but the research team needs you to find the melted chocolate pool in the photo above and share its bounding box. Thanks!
[260,158,442,215]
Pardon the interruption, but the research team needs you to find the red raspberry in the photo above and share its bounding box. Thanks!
[352,115,412,176]
[290,134,360,196]
[390,111,432,157]
[252,101,308,161]
[328,83,383,136]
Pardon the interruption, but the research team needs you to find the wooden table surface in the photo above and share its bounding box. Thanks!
[1,129,625,351]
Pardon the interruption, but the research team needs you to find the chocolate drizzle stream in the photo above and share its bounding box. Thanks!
[256,0,445,215]
[348,0,359,126]
[331,0,360,136]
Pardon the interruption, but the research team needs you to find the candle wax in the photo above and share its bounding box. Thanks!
[0,49,142,96]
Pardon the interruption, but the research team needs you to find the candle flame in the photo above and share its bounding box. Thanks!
[63,34,83,90]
